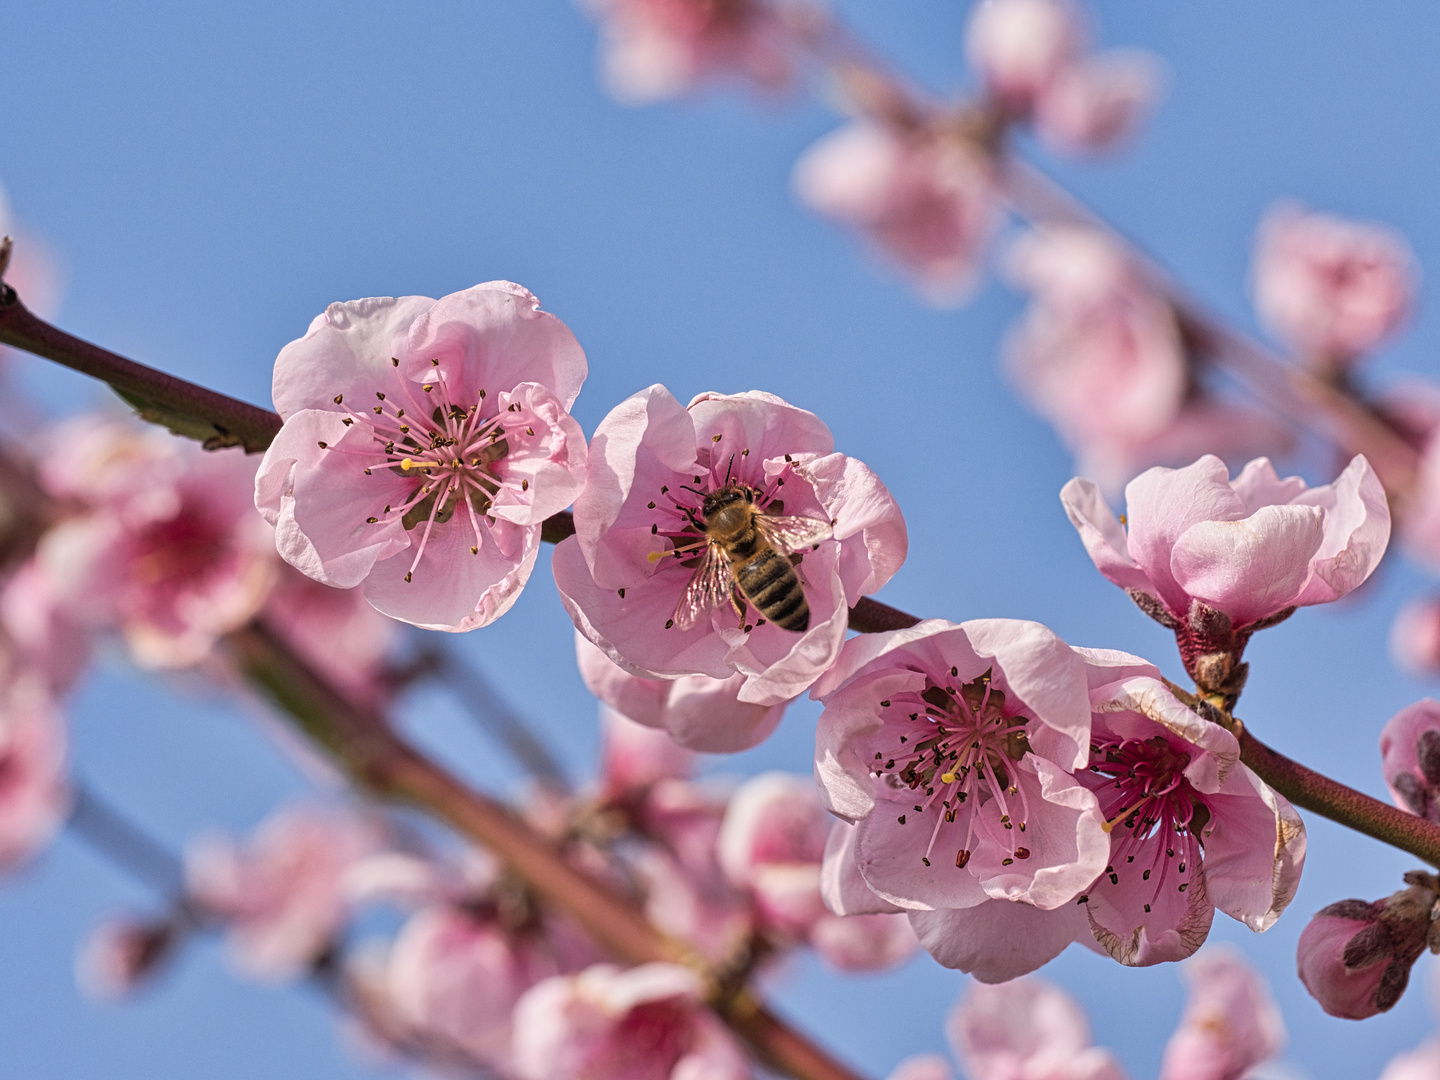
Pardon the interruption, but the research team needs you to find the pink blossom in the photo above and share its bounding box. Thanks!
[1295,900,1396,1019]
[1078,673,1305,967]
[718,771,917,968]
[76,915,179,1000]
[811,618,1108,981]
[947,977,1128,1080]
[37,419,277,669]
[579,632,789,753]
[260,563,398,708]
[1379,699,1440,822]
[185,805,381,981]
[0,680,68,872]
[1158,947,1284,1080]
[599,704,696,803]
[1380,1039,1440,1080]
[1005,226,1187,455]
[1251,203,1416,366]
[964,0,1082,112]
[793,123,1000,304]
[0,557,93,696]
[584,0,794,103]
[1033,51,1164,156]
[511,962,751,1080]
[255,282,587,632]
[555,386,906,707]
[1062,454,1389,695]
[386,904,557,1070]
[1390,599,1440,676]
[887,1056,953,1080]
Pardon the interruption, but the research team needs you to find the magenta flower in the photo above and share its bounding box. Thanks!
[0,680,69,873]
[718,772,917,970]
[793,123,1000,304]
[947,977,1128,1080]
[510,962,751,1080]
[555,386,906,707]
[1158,948,1284,1080]
[255,282,587,632]
[1251,203,1416,367]
[812,619,1108,979]
[1077,672,1305,966]
[1295,900,1399,1020]
[386,904,557,1071]
[584,0,794,104]
[1379,699,1440,822]
[578,632,789,753]
[1005,226,1187,459]
[185,804,382,981]
[1062,454,1389,697]
[37,419,277,669]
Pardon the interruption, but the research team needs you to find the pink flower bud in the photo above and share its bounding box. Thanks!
[1390,600,1440,677]
[76,915,180,1000]
[1159,947,1284,1080]
[1296,900,1404,1019]
[964,0,1082,111]
[1034,50,1164,156]
[598,706,695,804]
[1380,700,1440,822]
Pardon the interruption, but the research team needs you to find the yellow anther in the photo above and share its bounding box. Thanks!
[939,770,958,785]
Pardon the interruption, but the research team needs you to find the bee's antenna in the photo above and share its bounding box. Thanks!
[724,453,735,485]
[677,485,706,499]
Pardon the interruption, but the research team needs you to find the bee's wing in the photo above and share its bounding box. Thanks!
[755,514,833,555]
[672,541,736,631]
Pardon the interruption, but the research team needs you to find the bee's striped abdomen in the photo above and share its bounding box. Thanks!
[734,548,809,631]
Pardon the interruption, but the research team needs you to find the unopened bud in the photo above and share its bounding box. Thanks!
[76,915,181,1000]
[1297,876,1440,1019]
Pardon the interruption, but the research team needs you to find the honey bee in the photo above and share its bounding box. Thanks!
[671,483,833,632]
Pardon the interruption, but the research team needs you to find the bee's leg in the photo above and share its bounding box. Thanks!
[730,586,747,626]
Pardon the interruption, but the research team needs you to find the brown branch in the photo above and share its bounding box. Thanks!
[226,618,869,1080]
[0,287,282,453]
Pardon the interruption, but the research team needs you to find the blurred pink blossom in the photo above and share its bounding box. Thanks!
[37,419,277,669]
[1078,671,1305,967]
[0,679,69,872]
[556,386,906,707]
[719,771,917,968]
[584,0,794,103]
[386,904,558,1070]
[1378,698,1440,822]
[1380,1039,1440,1080]
[964,0,1081,112]
[1158,947,1284,1080]
[511,962,751,1080]
[794,123,1000,304]
[0,184,64,322]
[1390,599,1440,676]
[255,282,587,632]
[1295,899,1395,1020]
[1251,203,1416,366]
[1005,226,1187,456]
[261,563,398,708]
[812,618,1107,981]
[598,704,697,805]
[1062,454,1389,691]
[0,557,93,696]
[578,632,789,752]
[1033,51,1164,156]
[887,1056,953,1080]
[947,977,1128,1080]
[185,804,381,981]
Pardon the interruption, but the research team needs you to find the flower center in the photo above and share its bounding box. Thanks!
[1085,735,1206,908]
[870,670,1034,870]
[320,362,525,582]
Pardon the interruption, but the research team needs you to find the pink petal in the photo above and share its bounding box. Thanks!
[796,451,908,604]
[820,820,907,917]
[1083,861,1214,967]
[912,900,1089,982]
[809,912,918,972]
[271,295,437,420]
[1059,478,1154,599]
[1289,454,1391,608]
[1198,766,1305,932]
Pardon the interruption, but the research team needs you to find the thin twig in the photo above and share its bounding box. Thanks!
[67,784,187,895]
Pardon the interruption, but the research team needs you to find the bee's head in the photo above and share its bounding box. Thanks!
[700,483,751,520]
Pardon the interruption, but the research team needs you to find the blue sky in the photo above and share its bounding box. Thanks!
[4,1,1440,1077]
